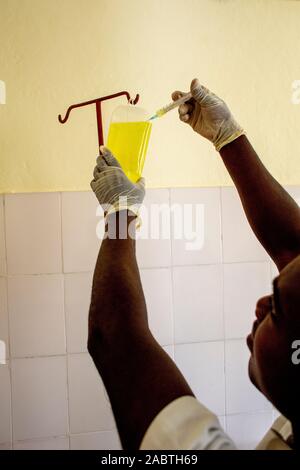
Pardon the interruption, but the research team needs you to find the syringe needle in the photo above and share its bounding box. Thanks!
[149,92,192,121]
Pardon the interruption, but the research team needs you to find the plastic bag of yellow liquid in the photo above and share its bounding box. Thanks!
[107,105,152,183]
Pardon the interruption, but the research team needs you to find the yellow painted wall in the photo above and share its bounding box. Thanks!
[0,0,300,193]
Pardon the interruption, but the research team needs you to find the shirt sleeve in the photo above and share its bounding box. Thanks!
[256,415,292,450]
[139,395,236,450]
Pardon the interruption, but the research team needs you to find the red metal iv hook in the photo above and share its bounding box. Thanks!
[58,91,140,148]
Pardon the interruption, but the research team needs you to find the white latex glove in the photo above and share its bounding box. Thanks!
[172,78,245,151]
[91,146,145,218]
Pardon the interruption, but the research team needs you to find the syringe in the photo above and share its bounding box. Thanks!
[149,92,192,121]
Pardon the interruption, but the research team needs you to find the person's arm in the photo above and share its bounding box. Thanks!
[174,79,300,271]
[219,135,300,271]
[88,149,193,451]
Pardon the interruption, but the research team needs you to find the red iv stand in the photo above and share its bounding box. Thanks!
[58,91,140,148]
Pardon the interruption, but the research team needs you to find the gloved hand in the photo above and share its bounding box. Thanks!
[172,78,245,151]
[91,146,145,218]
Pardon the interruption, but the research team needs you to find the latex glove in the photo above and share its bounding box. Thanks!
[173,78,245,151]
[91,146,145,218]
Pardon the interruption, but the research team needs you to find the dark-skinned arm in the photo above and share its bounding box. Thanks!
[220,135,300,271]
[175,79,300,272]
[88,211,194,451]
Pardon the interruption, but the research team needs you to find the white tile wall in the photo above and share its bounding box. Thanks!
[65,272,93,353]
[173,265,223,344]
[140,268,173,346]
[272,408,281,421]
[175,341,225,416]
[225,339,272,414]
[221,188,269,263]
[226,412,273,450]
[67,353,115,434]
[163,345,175,361]
[267,184,300,280]
[62,192,103,273]
[2,186,296,450]
[170,188,222,266]
[5,193,62,275]
[286,185,300,207]
[224,262,271,339]
[0,364,11,444]
[13,436,70,450]
[0,277,9,359]
[8,275,66,357]
[11,356,68,441]
[70,431,121,450]
[270,261,279,280]
[136,189,171,268]
[0,442,12,450]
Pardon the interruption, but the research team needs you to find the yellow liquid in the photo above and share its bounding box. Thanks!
[107,121,152,182]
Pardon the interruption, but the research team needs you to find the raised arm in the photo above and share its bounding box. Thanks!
[220,135,300,271]
[88,148,193,451]
[174,79,300,271]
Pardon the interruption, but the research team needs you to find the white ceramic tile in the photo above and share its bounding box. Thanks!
[218,415,226,431]
[224,262,271,339]
[286,185,300,207]
[272,408,281,421]
[65,272,93,353]
[0,277,9,360]
[14,436,69,450]
[221,188,269,263]
[175,341,225,416]
[170,188,222,266]
[271,184,300,274]
[0,442,11,450]
[140,269,173,346]
[136,189,172,268]
[225,339,272,414]
[8,275,66,357]
[0,364,11,444]
[5,193,62,275]
[11,357,68,441]
[68,353,115,434]
[270,261,279,280]
[163,345,175,361]
[62,192,104,273]
[70,431,121,450]
[173,265,223,344]
[226,412,273,450]
[0,196,6,274]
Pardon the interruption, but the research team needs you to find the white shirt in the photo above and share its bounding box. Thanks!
[140,396,292,450]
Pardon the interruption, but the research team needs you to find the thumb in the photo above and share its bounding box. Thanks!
[172,90,185,101]
[100,146,121,168]
[190,78,208,103]
[136,176,145,190]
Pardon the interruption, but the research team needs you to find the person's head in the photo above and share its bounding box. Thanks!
[247,254,300,422]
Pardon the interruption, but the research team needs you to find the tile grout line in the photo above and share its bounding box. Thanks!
[12,429,118,446]
[62,279,71,440]
[59,193,71,446]
[2,259,272,278]
[59,192,65,274]
[2,188,287,446]
[169,188,175,359]
[219,187,227,429]
[7,338,249,361]
[2,195,14,447]
[65,354,71,444]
